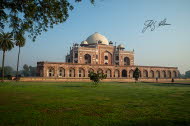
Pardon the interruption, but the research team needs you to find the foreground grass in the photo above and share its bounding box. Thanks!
[0,82,190,126]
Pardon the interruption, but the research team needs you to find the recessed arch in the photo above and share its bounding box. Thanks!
[101,51,112,65]
[168,70,172,78]
[150,70,154,78]
[162,70,166,78]
[115,56,119,60]
[84,54,91,64]
[106,69,112,78]
[58,67,65,77]
[129,70,134,78]
[69,68,75,77]
[79,68,85,77]
[143,70,148,78]
[47,67,55,77]
[124,57,130,65]
[156,70,160,78]
[114,69,120,77]
[122,69,127,77]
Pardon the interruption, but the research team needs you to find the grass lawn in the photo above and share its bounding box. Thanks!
[0,81,190,126]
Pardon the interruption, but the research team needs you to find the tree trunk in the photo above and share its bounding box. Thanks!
[16,46,21,81]
[1,51,5,82]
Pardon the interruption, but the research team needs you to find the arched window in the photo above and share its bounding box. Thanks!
[105,56,108,60]
[69,68,75,77]
[122,69,127,77]
[129,70,133,78]
[150,70,154,78]
[58,68,65,77]
[84,54,91,64]
[143,70,148,78]
[79,68,85,77]
[106,69,111,78]
[114,70,120,77]
[156,71,160,78]
[124,57,130,65]
[48,67,54,77]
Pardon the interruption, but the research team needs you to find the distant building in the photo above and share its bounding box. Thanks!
[37,32,178,79]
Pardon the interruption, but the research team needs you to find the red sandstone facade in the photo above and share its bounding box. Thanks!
[37,33,179,79]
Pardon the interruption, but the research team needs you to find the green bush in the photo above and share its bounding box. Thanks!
[89,72,107,84]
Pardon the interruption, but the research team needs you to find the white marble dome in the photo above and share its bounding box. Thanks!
[81,40,88,45]
[86,32,109,45]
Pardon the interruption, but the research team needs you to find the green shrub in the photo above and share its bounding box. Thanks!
[89,72,107,84]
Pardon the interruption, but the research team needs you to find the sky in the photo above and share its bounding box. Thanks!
[1,0,190,74]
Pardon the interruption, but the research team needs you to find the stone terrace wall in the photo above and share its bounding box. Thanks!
[19,77,186,83]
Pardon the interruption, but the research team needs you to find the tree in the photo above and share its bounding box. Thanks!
[133,67,140,82]
[15,34,26,80]
[0,32,14,82]
[1,0,94,41]
[89,71,107,85]
[185,70,190,78]
[23,64,30,77]
[0,66,14,77]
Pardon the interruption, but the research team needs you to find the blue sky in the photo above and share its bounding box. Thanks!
[1,0,190,74]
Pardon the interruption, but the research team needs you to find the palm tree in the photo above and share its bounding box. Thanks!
[15,34,26,80]
[0,32,14,82]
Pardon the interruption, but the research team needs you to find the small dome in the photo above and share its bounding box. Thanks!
[117,44,125,49]
[81,41,88,45]
[86,32,109,45]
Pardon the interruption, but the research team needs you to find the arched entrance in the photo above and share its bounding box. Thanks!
[122,70,127,77]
